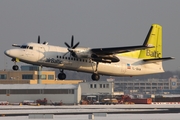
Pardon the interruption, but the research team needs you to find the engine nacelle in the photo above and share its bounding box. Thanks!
[72,48,92,58]
[92,58,112,63]
[91,54,120,63]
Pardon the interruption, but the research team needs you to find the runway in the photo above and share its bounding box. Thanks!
[0,113,180,120]
[0,104,180,116]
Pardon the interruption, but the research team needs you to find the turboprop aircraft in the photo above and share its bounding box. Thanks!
[4,24,174,81]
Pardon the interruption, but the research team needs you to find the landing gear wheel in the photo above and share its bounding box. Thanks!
[12,65,19,71]
[58,73,66,80]
[91,73,100,81]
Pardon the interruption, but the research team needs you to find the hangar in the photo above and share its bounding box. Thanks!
[0,84,81,105]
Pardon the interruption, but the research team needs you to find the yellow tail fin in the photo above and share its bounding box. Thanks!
[138,24,162,59]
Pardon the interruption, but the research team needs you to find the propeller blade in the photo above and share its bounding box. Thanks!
[63,51,69,57]
[63,35,80,57]
[38,35,40,43]
[72,42,80,49]
[71,35,74,47]
[64,42,71,48]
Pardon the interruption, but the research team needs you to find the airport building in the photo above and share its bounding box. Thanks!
[0,65,83,84]
[0,84,81,105]
[0,65,180,104]
[80,81,124,101]
[114,77,179,94]
[0,65,122,104]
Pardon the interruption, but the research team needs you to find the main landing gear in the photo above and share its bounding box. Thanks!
[58,69,66,80]
[57,61,100,81]
[91,73,100,81]
[91,62,100,81]
[57,69,100,81]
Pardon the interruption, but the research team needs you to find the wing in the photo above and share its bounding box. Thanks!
[90,45,153,55]
[90,25,154,55]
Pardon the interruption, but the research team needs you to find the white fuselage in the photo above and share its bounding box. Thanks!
[4,43,164,76]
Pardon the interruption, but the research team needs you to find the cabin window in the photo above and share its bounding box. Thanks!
[57,56,58,58]
[21,45,28,49]
[60,56,61,58]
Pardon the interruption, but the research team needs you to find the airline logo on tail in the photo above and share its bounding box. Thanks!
[138,24,162,59]
[146,49,161,58]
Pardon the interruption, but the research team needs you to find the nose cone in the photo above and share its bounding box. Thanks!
[4,50,11,57]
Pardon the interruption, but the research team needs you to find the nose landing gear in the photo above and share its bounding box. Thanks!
[12,58,19,71]
[12,65,19,71]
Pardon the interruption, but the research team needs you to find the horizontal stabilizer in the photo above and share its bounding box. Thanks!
[143,57,175,63]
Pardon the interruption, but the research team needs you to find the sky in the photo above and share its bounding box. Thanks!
[0,0,179,71]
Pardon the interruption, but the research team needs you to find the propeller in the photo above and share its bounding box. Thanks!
[37,35,48,45]
[38,35,40,43]
[63,35,80,57]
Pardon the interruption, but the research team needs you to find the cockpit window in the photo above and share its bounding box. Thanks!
[20,45,33,49]
[20,45,28,48]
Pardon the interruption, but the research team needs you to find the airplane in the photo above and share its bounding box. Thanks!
[4,24,174,81]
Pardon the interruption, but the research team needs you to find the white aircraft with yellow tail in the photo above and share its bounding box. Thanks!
[4,24,174,81]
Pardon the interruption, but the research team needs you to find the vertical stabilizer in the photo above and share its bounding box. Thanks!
[139,24,162,59]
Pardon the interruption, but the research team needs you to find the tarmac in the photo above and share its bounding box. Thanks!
[0,104,180,116]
